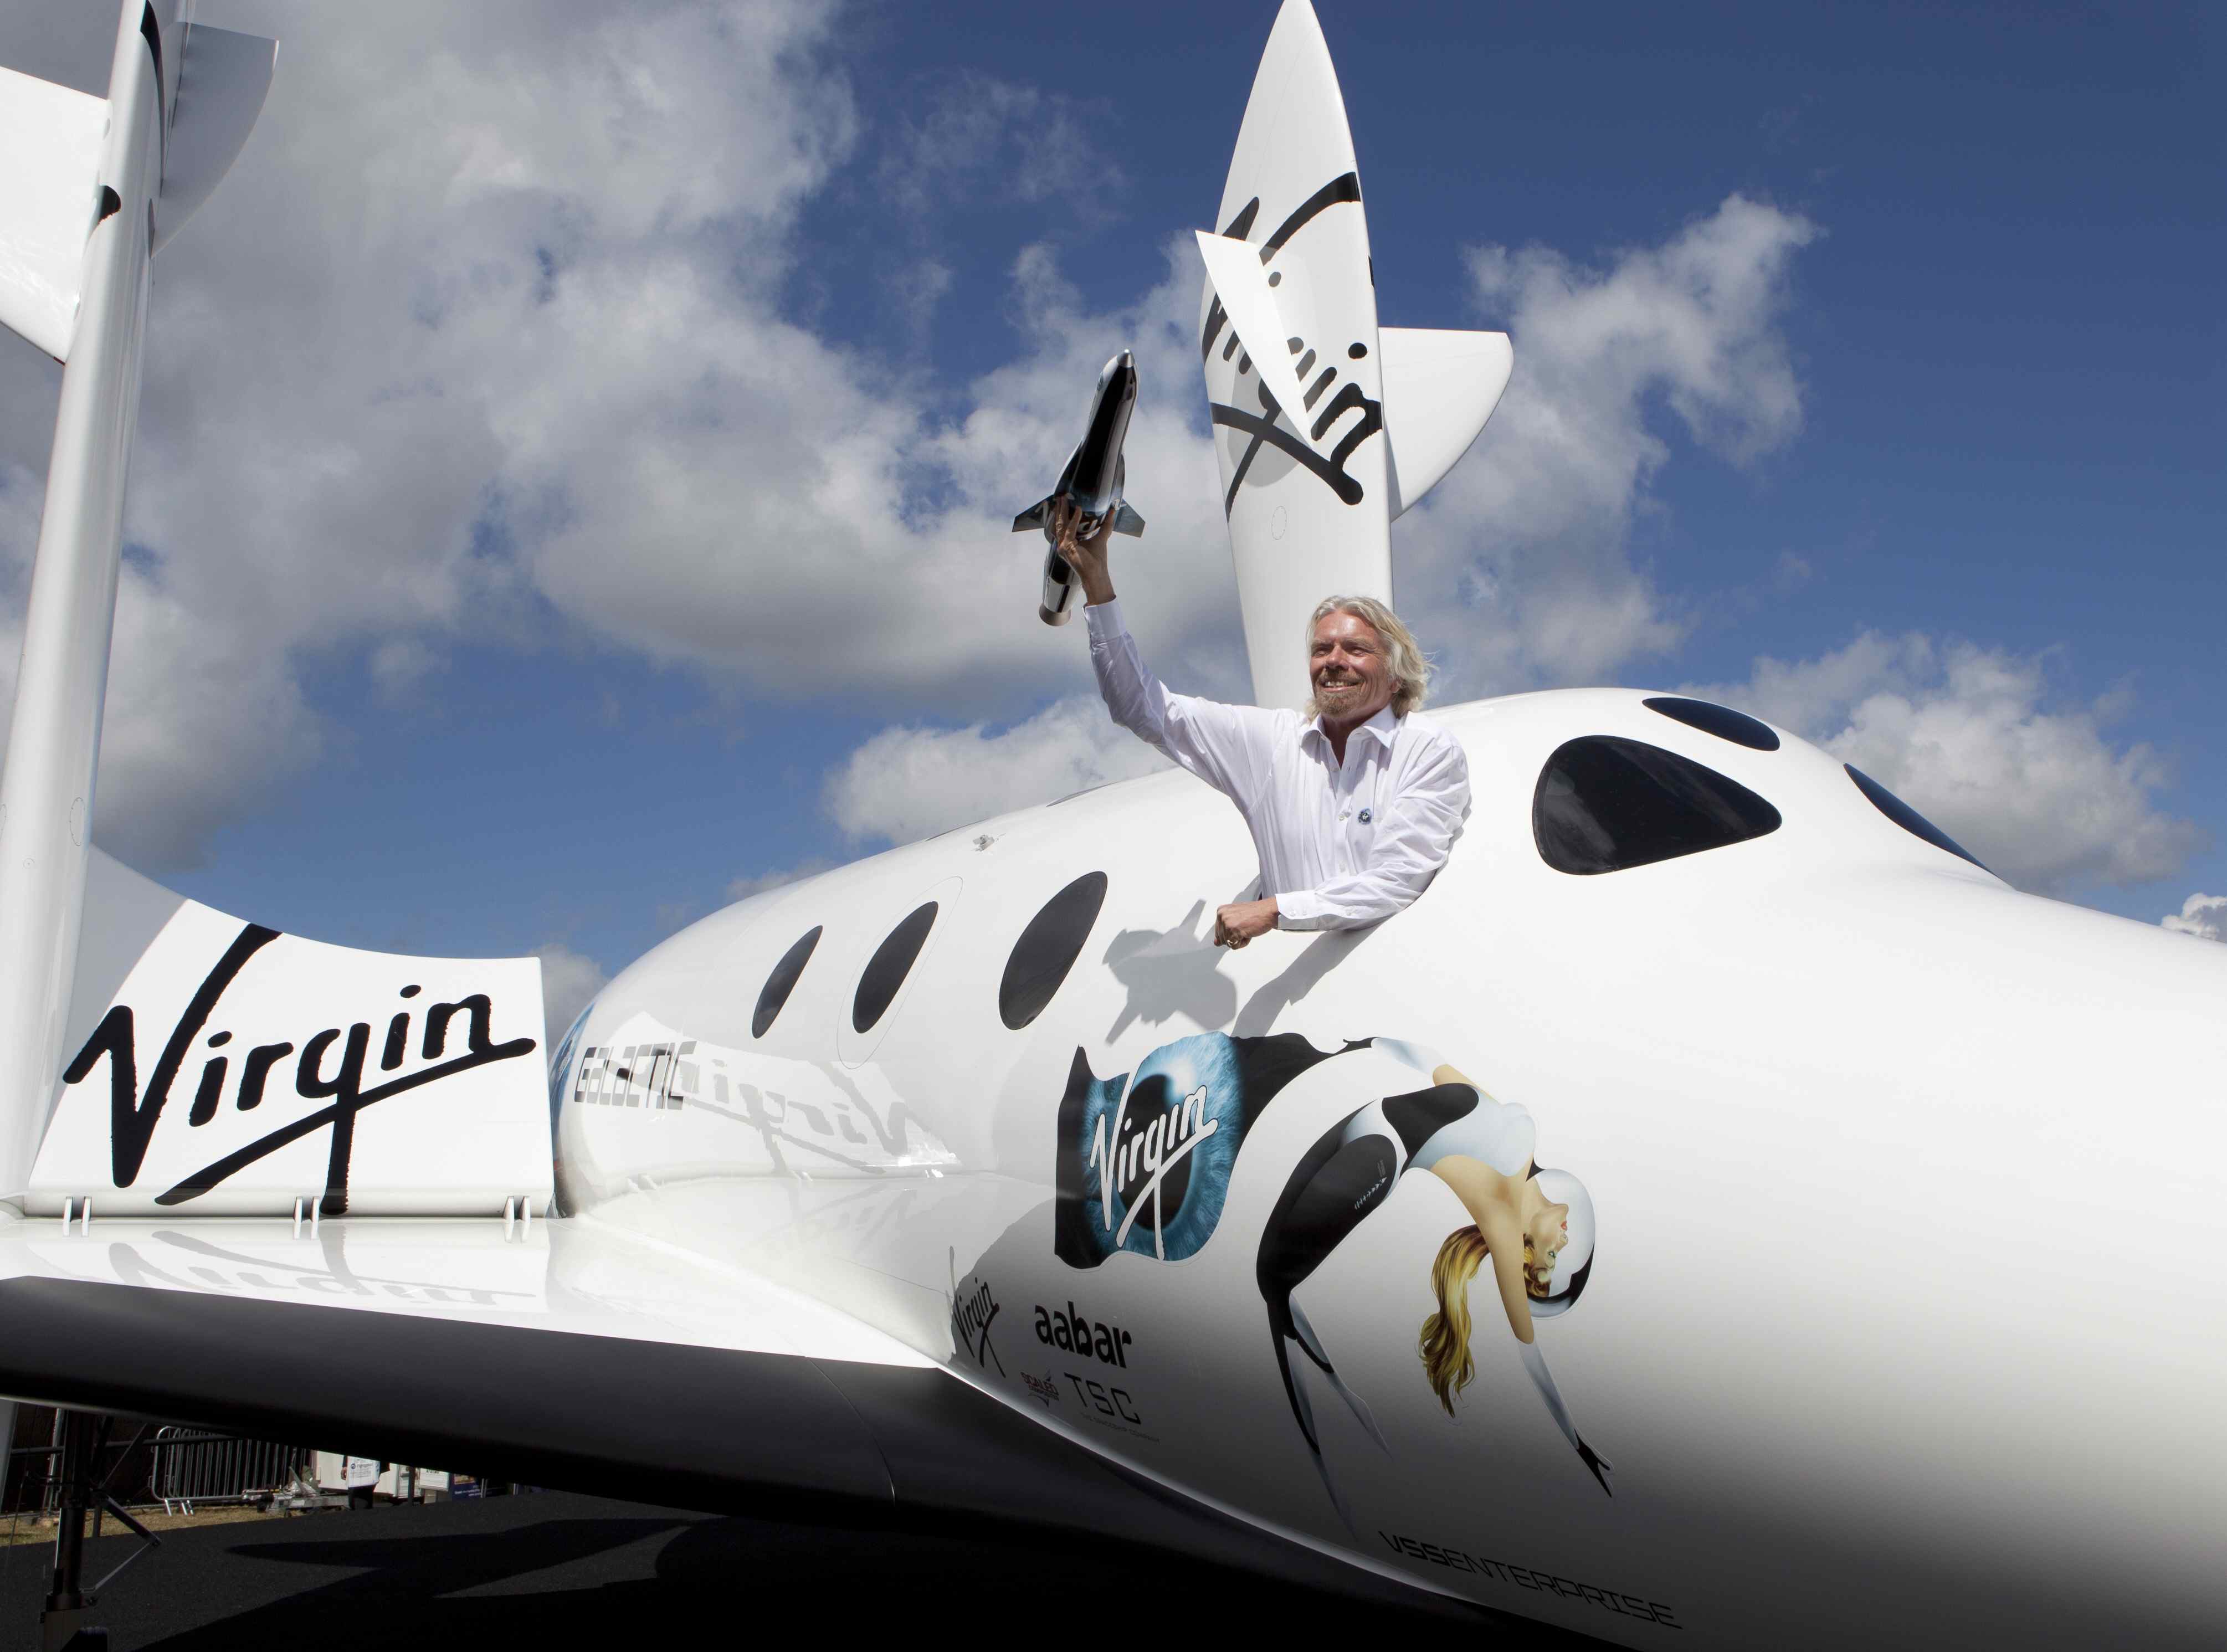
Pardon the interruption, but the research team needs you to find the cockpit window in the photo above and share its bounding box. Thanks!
[1535,736,1782,875]
[1000,873,1107,1030]
[752,926,822,1038]
[1844,766,1988,872]
[1642,696,1780,752]
[854,903,938,1034]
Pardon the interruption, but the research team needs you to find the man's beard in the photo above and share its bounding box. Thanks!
[1309,676,1368,719]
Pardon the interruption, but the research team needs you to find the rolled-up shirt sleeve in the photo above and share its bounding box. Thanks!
[1272,733,1471,931]
[1085,598,1269,799]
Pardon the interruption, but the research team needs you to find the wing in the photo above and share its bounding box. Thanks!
[0,850,1390,1591]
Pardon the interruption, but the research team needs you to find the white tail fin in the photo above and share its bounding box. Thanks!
[0,3,275,1213]
[32,850,549,1220]
[1202,4,1515,709]
[1381,326,1513,521]
[154,22,277,254]
[0,12,273,362]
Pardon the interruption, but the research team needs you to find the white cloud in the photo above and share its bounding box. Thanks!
[1688,633,2203,892]
[2162,894,2227,943]
[536,940,609,1037]
[0,1,1238,870]
[1393,194,1820,697]
[876,74,1115,218]
[825,694,1171,846]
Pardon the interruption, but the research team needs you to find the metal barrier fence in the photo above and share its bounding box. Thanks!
[147,1428,309,1515]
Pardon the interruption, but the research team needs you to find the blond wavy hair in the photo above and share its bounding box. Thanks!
[1306,595,1431,717]
[1417,1225,1555,1413]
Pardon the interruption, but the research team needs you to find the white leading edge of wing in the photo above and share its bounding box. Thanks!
[0,1212,934,1368]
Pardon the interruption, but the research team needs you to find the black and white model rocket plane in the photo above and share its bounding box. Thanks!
[1013,350,1146,625]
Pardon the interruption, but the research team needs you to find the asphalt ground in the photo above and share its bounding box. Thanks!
[0,1490,1601,1650]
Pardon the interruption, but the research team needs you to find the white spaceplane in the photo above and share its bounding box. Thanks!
[0,4,2221,1649]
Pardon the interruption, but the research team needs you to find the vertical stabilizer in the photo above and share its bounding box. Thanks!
[0,2,275,1213]
[1199,3,1512,707]
[1199,0,1388,710]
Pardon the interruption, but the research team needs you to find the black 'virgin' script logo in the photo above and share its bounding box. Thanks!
[63,922,538,1214]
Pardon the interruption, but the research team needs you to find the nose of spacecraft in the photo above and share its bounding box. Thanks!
[1088,350,1138,426]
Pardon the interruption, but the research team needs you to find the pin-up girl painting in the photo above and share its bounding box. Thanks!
[1254,1042,1608,1525]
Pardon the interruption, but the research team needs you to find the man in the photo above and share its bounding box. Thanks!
[1053,501,1470,949]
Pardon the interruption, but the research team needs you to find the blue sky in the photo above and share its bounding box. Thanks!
[0,0,2218,1021]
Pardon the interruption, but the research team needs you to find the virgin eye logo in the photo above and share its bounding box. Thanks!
[1054,1031,1357,1272]
[63,922,538,1215]
[1086,1080,1217,1258]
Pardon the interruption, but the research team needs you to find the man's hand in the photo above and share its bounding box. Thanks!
[1214,897,1279,949]
[1051,497,1118,607]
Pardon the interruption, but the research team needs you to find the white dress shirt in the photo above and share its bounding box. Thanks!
[1085,599,1471,931]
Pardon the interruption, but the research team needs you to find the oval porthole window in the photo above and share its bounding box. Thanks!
[1845,766,1989,872]
[1641,696,1780,752]
[1534,736,1782,875]
[853,903,939,1035]
[752,926,822,1038]
[999,872,1108,1031]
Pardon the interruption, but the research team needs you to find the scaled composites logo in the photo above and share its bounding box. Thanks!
[46,910,541,1215]
[1054,1032,1353,1269]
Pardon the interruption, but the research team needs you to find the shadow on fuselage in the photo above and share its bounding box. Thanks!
[1100,894,1389,1043]
[1102,899,1237,1039]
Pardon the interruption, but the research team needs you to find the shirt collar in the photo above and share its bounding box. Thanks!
[1302,704,1401,752]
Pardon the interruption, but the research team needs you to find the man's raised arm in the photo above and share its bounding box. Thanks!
[1057,501,1269,801]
